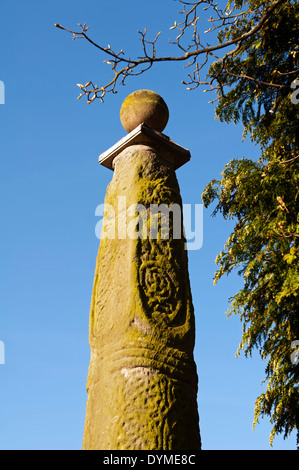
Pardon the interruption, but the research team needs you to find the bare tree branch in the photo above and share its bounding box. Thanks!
[55,0,287,103]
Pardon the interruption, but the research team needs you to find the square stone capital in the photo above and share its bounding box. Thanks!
[98,123,191,171]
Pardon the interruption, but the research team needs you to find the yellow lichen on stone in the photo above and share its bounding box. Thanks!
[83,144,201,450]
[120,90,169,133]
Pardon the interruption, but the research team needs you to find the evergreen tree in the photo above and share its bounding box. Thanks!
[201,0,299,447]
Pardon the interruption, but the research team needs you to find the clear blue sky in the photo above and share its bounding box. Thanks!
[0,0,296,450]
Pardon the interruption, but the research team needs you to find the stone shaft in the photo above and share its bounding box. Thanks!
[83,144,201,450]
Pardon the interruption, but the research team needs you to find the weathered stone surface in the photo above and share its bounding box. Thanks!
[120,90,169,133]
[83,144,201,450]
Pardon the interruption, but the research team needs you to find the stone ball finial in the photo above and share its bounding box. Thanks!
[120,89,169,133]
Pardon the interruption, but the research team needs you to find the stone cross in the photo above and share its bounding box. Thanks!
[83,90,201,450]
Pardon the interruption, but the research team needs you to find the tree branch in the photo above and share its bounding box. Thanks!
[55,0,286,103]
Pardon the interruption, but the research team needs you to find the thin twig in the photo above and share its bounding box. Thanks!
[54,0,286,103]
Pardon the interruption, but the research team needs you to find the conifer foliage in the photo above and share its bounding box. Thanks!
[201,0,299,447]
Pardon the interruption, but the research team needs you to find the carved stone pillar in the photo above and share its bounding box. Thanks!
[83,90,201,450]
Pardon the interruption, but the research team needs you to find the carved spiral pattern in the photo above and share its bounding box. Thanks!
[139,258,183,325]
